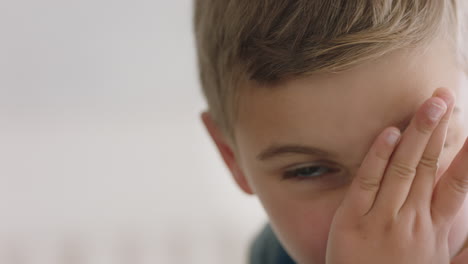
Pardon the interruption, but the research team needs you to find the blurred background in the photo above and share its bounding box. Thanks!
[0,0,266,263]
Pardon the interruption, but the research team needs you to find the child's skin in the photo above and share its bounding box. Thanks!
[203,39,468,263]
[325,86,466,264]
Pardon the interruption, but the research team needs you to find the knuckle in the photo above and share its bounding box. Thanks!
[355,219,370,233]
[357,176,381,192]
[375,147,390,161]
[408,211,429,235]
[381,216,399,235]
[418,155,439,171]
[438,118,450,127]
[449,175,468,195]
[389,161,417,180]
[416,118,436,134]
[383,220,394,234]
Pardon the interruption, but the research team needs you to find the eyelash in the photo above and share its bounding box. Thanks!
[280,140,452,182]
[283,164,337,180]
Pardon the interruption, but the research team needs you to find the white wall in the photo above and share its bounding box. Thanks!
[0,1,266,263]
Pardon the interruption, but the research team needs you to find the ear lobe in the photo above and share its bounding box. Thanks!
[201,112,254,195]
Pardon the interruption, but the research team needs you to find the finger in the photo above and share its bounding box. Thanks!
[373,96,447,215]
[342,127,401,216]
[432,137,468,225]
[404,89,454,209]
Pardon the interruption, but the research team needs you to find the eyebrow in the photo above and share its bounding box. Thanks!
[257,144,336,161]
[256,115,414,161]
[256,106,458,162]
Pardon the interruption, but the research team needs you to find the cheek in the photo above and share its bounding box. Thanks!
[258,187,346,264]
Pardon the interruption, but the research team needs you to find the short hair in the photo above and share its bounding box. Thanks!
[193,0,468,139]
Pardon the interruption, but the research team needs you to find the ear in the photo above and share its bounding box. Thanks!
[201,112,254,195]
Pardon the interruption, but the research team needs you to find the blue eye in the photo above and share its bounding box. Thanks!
[283,165,334,180]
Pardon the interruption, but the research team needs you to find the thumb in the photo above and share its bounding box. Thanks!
[452,247,468,264]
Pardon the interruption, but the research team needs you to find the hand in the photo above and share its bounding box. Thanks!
[325,88,468,264]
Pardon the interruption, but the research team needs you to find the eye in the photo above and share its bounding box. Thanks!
[283,165,337,180]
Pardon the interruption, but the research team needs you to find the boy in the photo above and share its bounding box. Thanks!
[194,1,468,263]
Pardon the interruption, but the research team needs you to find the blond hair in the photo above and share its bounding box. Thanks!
[194,0,468,139]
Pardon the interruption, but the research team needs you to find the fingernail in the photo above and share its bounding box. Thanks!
[427,102,446,121]
[386,130,400,145]
[432,88,454,106]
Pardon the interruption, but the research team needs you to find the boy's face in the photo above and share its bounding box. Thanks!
[206,41,468,264]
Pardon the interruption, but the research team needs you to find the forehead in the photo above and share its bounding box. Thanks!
[234,42,462,160]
